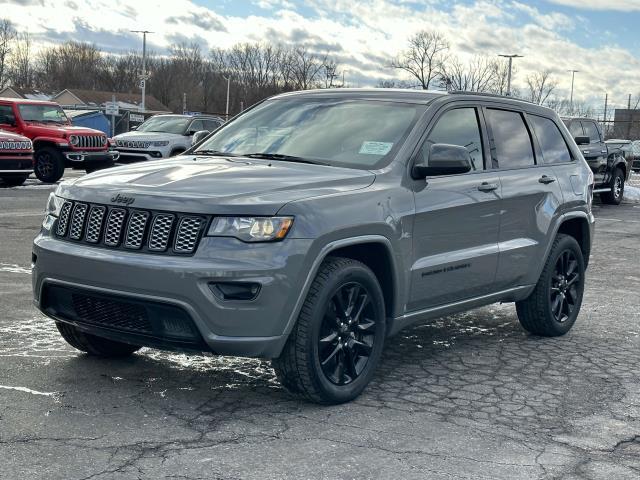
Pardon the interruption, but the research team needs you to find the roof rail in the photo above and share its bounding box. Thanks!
[448,90,536,104]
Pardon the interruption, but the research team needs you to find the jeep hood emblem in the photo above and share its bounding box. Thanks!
[110,194,135,206]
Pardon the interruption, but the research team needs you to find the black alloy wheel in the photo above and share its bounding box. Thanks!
[318,282,377,386]
[549,250,581,324]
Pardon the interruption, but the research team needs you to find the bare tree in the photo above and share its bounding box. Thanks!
[390,31,449,90]
[0,19,16,88]
[440,55,498,93]
[526,70,557,105]
[490,58,512,96]
[377,79,414,89]
[547,97,594,117]
[36,41,104,92]
[8,31,34,89]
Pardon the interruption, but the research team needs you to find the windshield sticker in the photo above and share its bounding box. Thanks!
[359,141,393,155]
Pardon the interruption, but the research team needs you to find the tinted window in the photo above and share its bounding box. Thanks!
[567,121,583,138]
[530,115,572,164]
[203,119,221,132]
[138,116,191,134]
[420,108,484,171]
[0,105,15,124]
[486,109,535,169]
[188,120,204,132]
[582,121,601,143]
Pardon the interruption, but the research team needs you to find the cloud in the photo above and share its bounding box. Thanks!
[2,0,640,110]
[546,0,640,11]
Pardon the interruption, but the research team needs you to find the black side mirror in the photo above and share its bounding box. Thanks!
[192,130,210,145]
[412,144,473,178]
[574,136,590,145]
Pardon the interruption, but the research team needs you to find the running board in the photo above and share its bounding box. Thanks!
[592,188,611,194]
[388,285,533,336]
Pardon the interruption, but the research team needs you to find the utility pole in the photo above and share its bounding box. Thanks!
[568,70,579,114]
[131,30,153,112]
[498,54,523,96]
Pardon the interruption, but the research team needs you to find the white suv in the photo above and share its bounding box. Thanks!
[113,114,223,162]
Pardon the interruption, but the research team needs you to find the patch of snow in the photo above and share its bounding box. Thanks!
[624,185,640,203]
[0,385,59,401]
[0,263,31,274]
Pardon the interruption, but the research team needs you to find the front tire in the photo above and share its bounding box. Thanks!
[34,147,65,183]
[272,257,386,404]
[516,234,585,336]
[56,322,141,357]
[601,167,624,205]
[1,174,28,186]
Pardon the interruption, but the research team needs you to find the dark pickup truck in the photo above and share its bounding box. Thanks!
[562,117,633,205]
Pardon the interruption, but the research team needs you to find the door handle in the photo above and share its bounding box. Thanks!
[477,182,499,192]
[538,175,556,184]
[582,150,590,155]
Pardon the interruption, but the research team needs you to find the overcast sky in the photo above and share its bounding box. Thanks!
[4,0,640,112]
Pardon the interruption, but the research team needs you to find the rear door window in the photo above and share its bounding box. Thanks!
[486,109,535,169]
[419,107,484,171]
[529,115,573,164]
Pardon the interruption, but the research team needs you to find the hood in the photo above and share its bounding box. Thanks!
[113,131,184,141]
[0,129,30,142]
[26,123,104,138]
[57,156,376,215]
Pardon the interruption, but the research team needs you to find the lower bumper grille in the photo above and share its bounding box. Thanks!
[41,284,205,349]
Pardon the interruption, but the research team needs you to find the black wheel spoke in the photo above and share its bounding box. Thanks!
[318,281,379,386]
[549,248,582,324]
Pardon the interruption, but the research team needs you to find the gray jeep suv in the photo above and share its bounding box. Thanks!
[33,89,594,404]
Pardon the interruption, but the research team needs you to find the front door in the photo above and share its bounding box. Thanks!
[408,106,501,312]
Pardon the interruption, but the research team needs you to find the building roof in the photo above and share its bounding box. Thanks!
[52,88,169,113]
[0,86,53,100]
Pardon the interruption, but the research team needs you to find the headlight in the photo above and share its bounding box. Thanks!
[207,216,293,242]
[45,193,65,217]
[151,141,170,147]
[69,135,79,146]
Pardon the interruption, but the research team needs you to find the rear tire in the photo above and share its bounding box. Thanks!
[601,167,624,205]
[34,147,64,183]
[272,257,386,404]
[516,234,585,337]
[1,174,28,186]
[56,322,141,357]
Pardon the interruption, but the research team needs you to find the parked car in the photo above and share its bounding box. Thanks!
[0,130,33,186]
[112,114,224,162]
[34,89,594,404]
[562,117,632,204]
[632,140,640,172]
[0,98,118,183]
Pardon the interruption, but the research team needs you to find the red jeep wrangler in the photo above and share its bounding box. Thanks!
[0,130,33,186]
[0,98,119,183]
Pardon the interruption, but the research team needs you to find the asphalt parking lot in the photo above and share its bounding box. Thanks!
[1,171,640,480]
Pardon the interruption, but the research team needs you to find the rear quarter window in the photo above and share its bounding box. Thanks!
[529,115,573,164]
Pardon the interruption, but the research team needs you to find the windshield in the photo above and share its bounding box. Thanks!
[137,116,191,134]
[194,97,426,169]
[18,104,69,124]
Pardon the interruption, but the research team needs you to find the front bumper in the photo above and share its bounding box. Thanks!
[115,149,165,162]
[64,150,120,163]
[32,226,313,358]
[0,154,34,174]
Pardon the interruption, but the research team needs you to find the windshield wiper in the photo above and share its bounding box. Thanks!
[244,153,328,165]
[193,150,241,157]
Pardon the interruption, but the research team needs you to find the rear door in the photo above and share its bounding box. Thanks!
[485,107,563,290]
[408,105,501,311]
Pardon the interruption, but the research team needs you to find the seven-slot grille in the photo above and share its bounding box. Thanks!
[55,201,207,255]
[74,135,105,149]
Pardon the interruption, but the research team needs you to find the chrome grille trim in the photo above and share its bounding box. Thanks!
[56,201,73,237]
[174,217,204,253]
[84,206,106,243]
[124,211,149,249]
[69,203,88,240]
[104,208,126,246]
[54,201,207,256]
[148,214,174,251]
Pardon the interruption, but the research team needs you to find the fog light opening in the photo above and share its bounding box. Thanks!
[209,282,261,301]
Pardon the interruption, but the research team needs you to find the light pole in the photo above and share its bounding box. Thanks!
[498,54,523,96]
[131,30,153,112]
[568,70,579,114]
[223,75,230,120]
